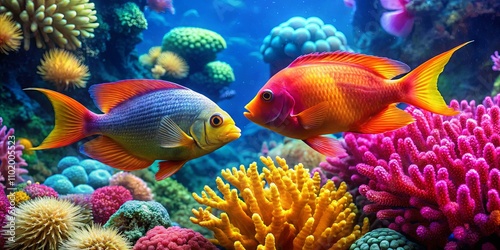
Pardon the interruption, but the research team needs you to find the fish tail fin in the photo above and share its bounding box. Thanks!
[25,88,96,150]
[399,41,472,116]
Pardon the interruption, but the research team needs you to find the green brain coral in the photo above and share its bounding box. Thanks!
[114,2,147,35]
[161,27,226,69]
[350,228,422,250]
[189,61,235,87]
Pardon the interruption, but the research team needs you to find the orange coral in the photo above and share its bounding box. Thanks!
[109,172,153,201]
[155,51,189,79]
[37,49,90,90]
[0,14,22,54]
[191,156,369,250]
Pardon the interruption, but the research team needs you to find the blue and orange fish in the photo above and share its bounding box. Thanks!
[28,79,241,180]
[244,42,470,157]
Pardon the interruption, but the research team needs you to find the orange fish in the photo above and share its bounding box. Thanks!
[244,42,470,157]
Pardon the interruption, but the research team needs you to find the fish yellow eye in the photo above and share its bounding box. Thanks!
[261,89,273,102]
[210,114,223,127]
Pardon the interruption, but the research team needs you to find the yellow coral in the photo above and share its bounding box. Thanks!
[155,51,189,79]
[0,14,22,54]
[0,0,99,50]
[7,190,30,206]
[191,156,369,250]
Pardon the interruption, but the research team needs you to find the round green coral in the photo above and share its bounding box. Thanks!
[161,27,226,69]
[189,61,235,87]
[350,228,422,250]
[114,2,147,35]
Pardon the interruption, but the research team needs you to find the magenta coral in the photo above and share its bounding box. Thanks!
[336,95,500,248]
[133,226,217,250]
[1,188,11,248]
[91,186,132,224]
[23,183,58,198]
[0,118,28,190]
[491,51,500,71]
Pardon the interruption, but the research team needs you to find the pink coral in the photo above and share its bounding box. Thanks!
[335,95,500,248]
[23,183,58,198]
[133,226,217,250]
[91,186,132,224]
[109,172,153,201]
[492,51,500,71]
[0,117,28,189]
[1,188,11,248]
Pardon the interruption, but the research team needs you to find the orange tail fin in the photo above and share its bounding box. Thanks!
[25,88,95,150]
[400,41,472,116]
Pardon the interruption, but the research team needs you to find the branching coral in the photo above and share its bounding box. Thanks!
[0,117,28,190]
[0,0,99,50]
[191,156,369,250]
[0,14,22,54]
[338,95,500,248]
[37,49,90,90]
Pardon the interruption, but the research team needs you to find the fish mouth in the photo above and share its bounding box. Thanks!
[225,127,241,141]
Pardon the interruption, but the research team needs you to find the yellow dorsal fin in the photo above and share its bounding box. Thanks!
[288,51,410,79]
[89,79,187,113]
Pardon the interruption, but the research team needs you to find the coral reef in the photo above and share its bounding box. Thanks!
[0,117,28,190]
[23,183,58,198]
[260,16,351,75]
[350,228,422,250]
[104,200,172,243]
[191,156,369,249]
[58,156,80,172]
[6,197,89,249]
[0,14,22,54]
[113,2,147,36]
[109,172,153,201]
[0,0,99,50]
[62,165,88,185]
[37,49,90,90]
[60,224,132,250]
[341,95,500,248]
[133,226,217,250]
[88,169,112,189]
[91,186,133,224]
[161,27,226,71]
[44,174,74,195]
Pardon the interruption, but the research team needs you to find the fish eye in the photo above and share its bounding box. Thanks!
[261,89,273,102]
[210,114,223,127]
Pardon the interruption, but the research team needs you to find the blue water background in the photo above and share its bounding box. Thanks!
[136,0,353,128]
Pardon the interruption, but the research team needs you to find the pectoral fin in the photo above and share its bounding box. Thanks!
[356,104,414,134]
[156,160,188,180]
[158,116,194,148]
[294,102,330,130]
[80,136,153,171]
[303,136,347,157]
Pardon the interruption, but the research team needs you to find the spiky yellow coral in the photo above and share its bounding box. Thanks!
[37,48,90,90]
[155,51,189,79]
[7,197,88,249]
[0,14,22,54]
[6,190,30,206]
[191,156,369,250]
[59,224,131,250]
[0,0,99,50]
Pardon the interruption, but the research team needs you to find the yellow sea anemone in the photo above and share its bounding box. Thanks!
[151,64,166,79]
[37,49,90,90]
[155,51,189,79]
[148,46,162,59]
[7,197,88,249]
[0,14,22,54]
[59,224,131,250]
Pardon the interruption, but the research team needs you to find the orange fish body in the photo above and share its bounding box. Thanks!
[244,42,470,156]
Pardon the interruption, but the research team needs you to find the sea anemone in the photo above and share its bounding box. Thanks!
[37,49,90,90]
[59,223,131,250]
[155,51,189,79]
[7,197,88,249]
[138,46,162,68]
[0,14,22,54]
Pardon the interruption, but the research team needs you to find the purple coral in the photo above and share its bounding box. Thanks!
[0,118,28,190]
[321,95,500,248]
[23,183,58,198]
[491,51,500,71]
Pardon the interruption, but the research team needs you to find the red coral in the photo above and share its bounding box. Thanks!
[91,186,132,224]
[133,226,217,250]
[23,183,58,198]
[0,118,28,189]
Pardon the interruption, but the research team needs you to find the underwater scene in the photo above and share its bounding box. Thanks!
[1,0,500,249]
